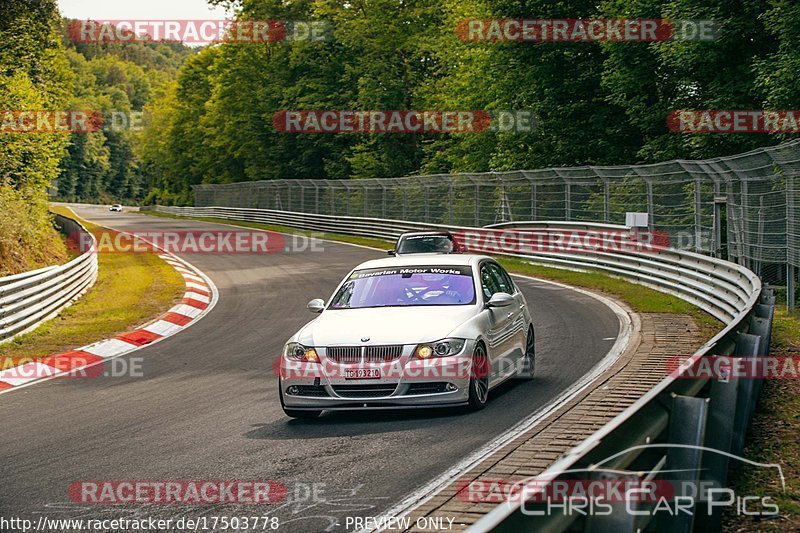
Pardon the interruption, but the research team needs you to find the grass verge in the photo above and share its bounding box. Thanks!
[0,206,185,369]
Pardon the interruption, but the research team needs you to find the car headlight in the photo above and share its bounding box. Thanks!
[415,338,466,359]
[284,342,320,363]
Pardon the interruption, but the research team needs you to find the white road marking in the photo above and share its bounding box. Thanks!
[169,304,202,318]
[143,320,183,337]
[183,291,210,303]
[83,338,139,358]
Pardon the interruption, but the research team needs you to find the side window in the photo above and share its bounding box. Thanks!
[484,263,513,295]
[493,264,516,294]
[480,264,501,300]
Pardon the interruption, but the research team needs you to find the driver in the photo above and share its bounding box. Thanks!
[419,274,462,303]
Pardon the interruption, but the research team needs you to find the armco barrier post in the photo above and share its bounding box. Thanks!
[731,333,762,456]
[749,307,772,402]
[759,286,776,305]
[660,395,709,533]
[697,372,740,531]
[754,299,775,358]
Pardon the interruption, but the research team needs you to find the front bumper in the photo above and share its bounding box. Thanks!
[279,341,476,410]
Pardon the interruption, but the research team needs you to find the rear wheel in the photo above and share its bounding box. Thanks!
[519,327,536,380]
[467,344,490,410]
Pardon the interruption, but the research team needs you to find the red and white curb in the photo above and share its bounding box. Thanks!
[0,252,218,394]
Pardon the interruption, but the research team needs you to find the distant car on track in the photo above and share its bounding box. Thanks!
[278,254,535,418]
[389,231,463,255]
[109,204,123,212]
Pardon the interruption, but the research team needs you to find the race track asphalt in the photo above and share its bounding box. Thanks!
[0,206,619,531]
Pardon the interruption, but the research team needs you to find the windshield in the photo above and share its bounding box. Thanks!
[329,266,475,309]
[397,235,454,254]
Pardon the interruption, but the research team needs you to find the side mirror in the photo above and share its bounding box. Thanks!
[486,292,514,308]
[307,298,325,313]
[387,249,396,256]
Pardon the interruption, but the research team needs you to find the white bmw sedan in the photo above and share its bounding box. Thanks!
[278,254,535,418]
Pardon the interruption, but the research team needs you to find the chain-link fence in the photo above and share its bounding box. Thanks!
[193,140,800,310]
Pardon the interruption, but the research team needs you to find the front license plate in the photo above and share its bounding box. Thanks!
[344,369,381,380]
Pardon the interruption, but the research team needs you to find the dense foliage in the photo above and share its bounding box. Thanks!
[0,0,69,274]
[4,0,800,219]
[56,21,195,203]
[141,0,799,205]
[0,1,193,273]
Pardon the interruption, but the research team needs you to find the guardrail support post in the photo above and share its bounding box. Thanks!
[698,372,740,531]
[749,316,771,401]
[754,301,775,356]
[660,394,709,533]
[731,333,762,456]
[759,286,776,304]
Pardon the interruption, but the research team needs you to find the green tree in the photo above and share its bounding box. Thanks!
[755,1,800,113]
[0,0,71,273]
[601,0,783,162]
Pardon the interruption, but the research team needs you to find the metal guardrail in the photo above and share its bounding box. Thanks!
[470,293,772,530]
[144,206,758,325]
[191,141,800,310]
[0,214,98,343]
[145,205,770,531]
[487,221,759,326]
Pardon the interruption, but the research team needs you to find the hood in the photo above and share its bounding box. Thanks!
[297,305,477,346]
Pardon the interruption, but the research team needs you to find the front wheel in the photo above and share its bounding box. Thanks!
[518,327,536,380]
[467,344,490,410]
